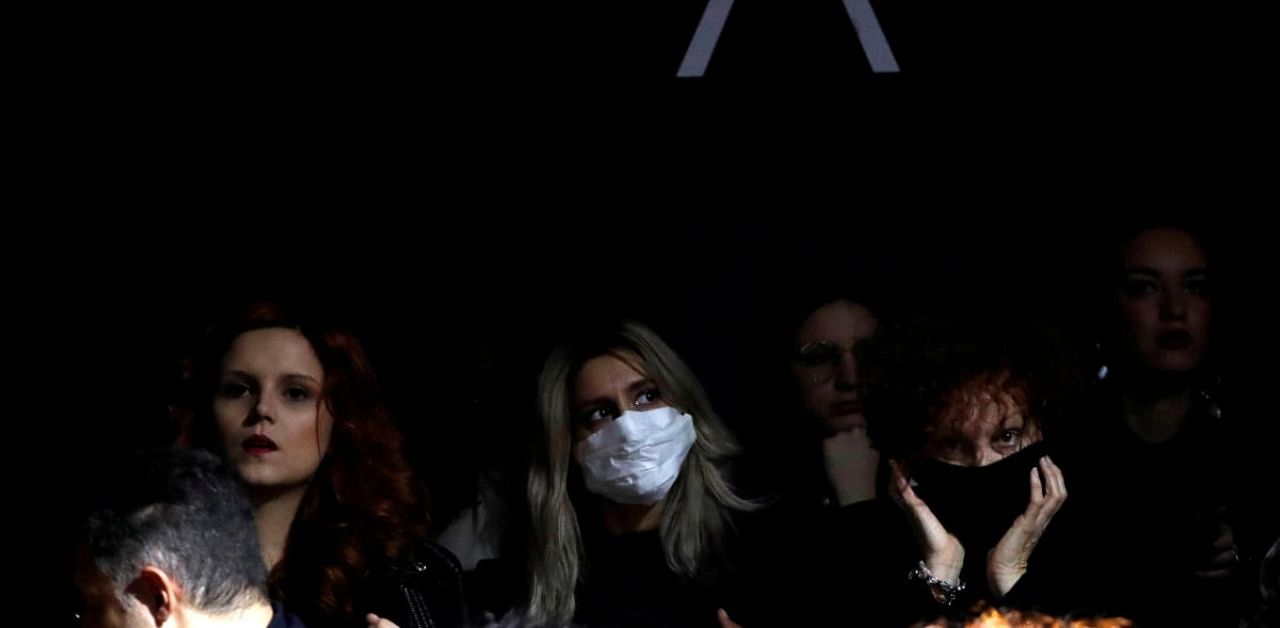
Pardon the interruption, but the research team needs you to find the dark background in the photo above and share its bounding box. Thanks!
[48,215,1263,519]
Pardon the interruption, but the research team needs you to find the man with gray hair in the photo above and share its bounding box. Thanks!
[74,448,303,628]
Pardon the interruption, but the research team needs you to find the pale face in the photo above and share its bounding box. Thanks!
[1115,227,1212,374]
[571,352,668,442]
[213,328,333,491]
[792,300,878,432]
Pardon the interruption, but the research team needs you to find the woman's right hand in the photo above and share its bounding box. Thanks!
[822,427,880,506]
[366,613,401,628]
[1195,508,1239,580]
[888,460,965,585]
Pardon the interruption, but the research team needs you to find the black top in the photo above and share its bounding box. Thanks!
[771,442,1094,626]
[301,540,467,628]
[572,529,735,628]
[1060,381,1254,627]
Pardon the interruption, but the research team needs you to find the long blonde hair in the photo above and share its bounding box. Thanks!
[524,321,758,626]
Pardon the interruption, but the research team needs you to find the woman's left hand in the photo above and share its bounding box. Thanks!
[987,456,1067,597]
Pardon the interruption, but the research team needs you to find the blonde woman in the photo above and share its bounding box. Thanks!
[523,321,758,628]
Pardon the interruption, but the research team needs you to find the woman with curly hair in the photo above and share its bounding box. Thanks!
[180,301,465,628]
[817,307,1088,625]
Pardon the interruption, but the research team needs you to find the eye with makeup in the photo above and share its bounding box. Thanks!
[1185,276,1211,297]
[580,404,618,425]
[577,387,663,425]
[795,341,841,367]
[283,385,315,403]
[994,428,1023,451]
[634,387,662,408]
[992,410,1031,452]
[217,379,252,399]
[1120,277,1158,298]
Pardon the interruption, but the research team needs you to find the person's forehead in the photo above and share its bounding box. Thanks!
[574,353,649,398]
[1124,229,1207,268]
[936,388,1025,437]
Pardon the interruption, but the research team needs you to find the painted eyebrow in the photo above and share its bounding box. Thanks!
[1124,267,1209,279]
[221,370,320,384]
[576,377,656,409]
[997,412,1026,430]
[627,378,658,396]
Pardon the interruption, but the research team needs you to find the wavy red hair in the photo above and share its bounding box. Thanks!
[180,301,430,624]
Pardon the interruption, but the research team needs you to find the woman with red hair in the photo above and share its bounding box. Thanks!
[179,302,464,628]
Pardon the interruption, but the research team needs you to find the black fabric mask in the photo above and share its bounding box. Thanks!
[907,442,1050,554]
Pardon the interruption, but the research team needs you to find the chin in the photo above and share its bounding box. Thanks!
[235,465,283,488]
[1146,353,1204,373]
[826,413,866,432]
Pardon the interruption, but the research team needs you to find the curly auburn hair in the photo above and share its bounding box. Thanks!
[857,309,1086,461]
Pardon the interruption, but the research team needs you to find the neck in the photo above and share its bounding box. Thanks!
[602,501,664,535]
[249,484,309,571]
[174,598,275,628]
[1122,385,1194,444]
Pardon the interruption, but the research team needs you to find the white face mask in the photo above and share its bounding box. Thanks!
[574,406,698,505]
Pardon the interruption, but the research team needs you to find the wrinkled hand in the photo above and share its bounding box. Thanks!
[1196,509,1238,580]
[889,460,965,585]
[823,427,880,506]
[366,613,401,628]
[987,456,1067,597]
[717,608,741,628]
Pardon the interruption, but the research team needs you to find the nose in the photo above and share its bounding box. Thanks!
[834,350,857,391]
[1160,286,1188,321]
[246,394,276,426]
[974,446,1003,467]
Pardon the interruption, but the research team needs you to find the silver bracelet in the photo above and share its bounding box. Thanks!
[907,560,966,606]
